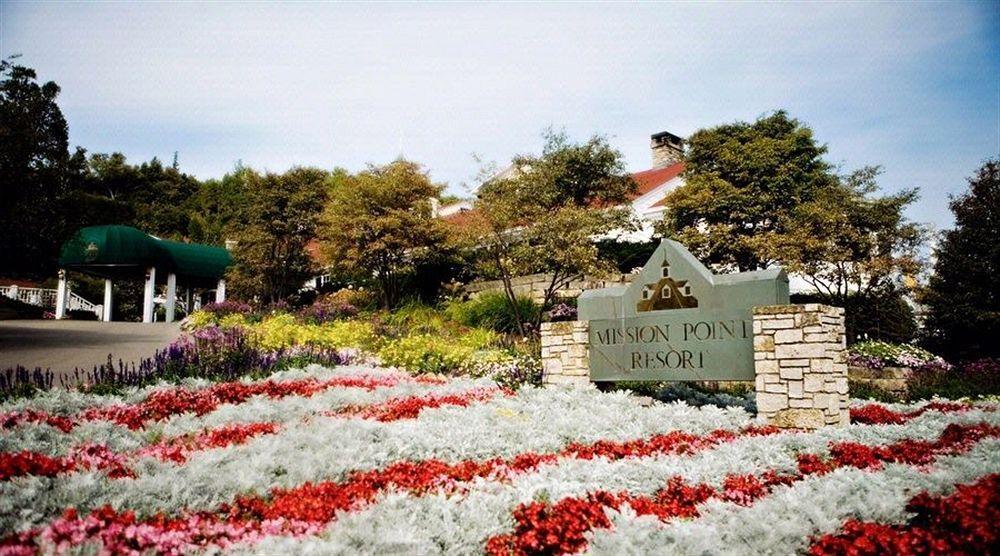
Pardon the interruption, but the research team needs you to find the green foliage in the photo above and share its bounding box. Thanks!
[377,335,477,375]
[468,129,637,333]
[83,153,201,240]
[0,57,87,278]
[920,160,1000,361]
[656,111,837,272]
[848,341,944,368]
[227,167,329,303]
[383,301,454,336]
[250,313,379,351]
[444,293,541,334]
[320,160,449,309]
[771,166,925,308]
[848,380,902,403]
[792,287,917,344]
[907,359,1000,401]
[187,164,251,244]
[0,297,45,320]
[596,239,659,273]
[611,381,664,397]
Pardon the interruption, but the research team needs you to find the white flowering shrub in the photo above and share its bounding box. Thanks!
[0,363,996,555]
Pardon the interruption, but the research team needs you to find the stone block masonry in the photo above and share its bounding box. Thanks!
[753,304,849,429]
[540,321,590,387]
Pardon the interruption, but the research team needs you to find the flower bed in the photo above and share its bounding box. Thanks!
[1,364,997,555]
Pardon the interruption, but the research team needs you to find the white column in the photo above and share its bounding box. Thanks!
[165,273,177,323]
[194,292,202,310]
[142,267,156,323]
[55,270,68,319]
[103,279,113,322]
[215,279,226,303]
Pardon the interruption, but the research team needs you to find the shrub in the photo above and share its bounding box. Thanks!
[201,301,253,317]
[654,383,756,412]
[907,358,1000,401]
[384,301,453,336]
[219,313,250,329]
[377,335,477,375]
[464,352,543,390]
[848,380,902,403]
[445,293,540,334]
[791,288,917,344]
[847,341,949,371]
[325,287,378,311]
[546,303,577,322]
[252,314,378,351]
[182,310,218,330]
[66,309,99,321]
[0,297,44,320]
[297,293,358,324]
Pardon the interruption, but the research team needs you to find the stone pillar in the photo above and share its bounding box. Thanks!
[103,279,113,322]
[540,320,590,387]
[142,267,156,323]
[55,270,68,319]
[752,304,849,429]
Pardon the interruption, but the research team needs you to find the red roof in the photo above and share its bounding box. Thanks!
[305,240,325,266]
[632,162,684,199]
[305,162,685,265]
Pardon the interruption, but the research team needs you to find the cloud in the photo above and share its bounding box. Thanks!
[2,1,997,229]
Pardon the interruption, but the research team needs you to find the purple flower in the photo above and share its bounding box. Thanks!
[547,303,577,322]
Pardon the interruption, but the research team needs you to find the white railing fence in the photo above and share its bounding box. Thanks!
[2,285,100,317]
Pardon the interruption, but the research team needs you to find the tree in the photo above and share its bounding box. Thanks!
[0,57,87,278]
[187,164,252,245]
[655,111,837,271]
[82,152,201,239]
[769,166,926,309]
[467,130,637,334]
[921,160,1000,361]
[227,167,328,303]
[319,160,447,309]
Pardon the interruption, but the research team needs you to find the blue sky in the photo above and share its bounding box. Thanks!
[2,1,998,231]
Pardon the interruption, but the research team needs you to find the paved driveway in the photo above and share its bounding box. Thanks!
[0,320,182,380]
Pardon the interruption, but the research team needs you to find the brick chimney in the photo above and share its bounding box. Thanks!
[651,131,685,169]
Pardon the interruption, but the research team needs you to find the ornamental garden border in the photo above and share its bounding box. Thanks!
[540,239,849,429]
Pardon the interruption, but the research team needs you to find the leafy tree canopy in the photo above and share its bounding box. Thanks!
[0,57,87,278]
[227,167,329,303]
[769,166,926,307]
[467,130,637,333]
[655,110,837,271]
[319,159,447,309]
[920,159,1000,361]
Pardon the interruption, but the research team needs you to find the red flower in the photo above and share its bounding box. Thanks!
[809,475,999,555]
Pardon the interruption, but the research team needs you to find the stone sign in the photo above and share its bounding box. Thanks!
[579,240,789,381]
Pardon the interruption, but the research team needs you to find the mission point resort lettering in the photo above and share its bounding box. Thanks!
[593,319,752,370]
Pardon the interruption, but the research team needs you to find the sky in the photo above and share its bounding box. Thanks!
[2,1,998,231]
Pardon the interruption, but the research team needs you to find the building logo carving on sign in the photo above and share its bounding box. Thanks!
[637,259,698,312]
[84,242,99,262]
[579,239,789,382]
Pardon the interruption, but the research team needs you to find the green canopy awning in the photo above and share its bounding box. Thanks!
[58,225,232,288]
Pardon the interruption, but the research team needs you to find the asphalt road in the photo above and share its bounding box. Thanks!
[0,320,182,381]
